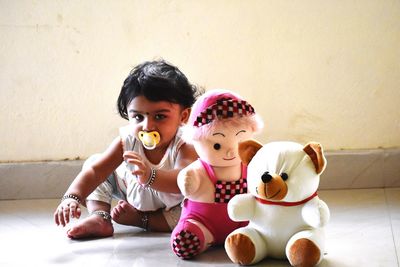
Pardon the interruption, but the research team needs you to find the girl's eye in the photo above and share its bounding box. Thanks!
[281,172,289,181]
[134,114,144,122]
[155,114,166,120]
[213,143,221,150]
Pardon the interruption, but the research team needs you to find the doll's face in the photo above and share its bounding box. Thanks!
[193,121,254,167]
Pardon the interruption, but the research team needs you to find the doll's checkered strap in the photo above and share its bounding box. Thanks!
[193,98,255,127]
[199,159,248,203]
[215,178,247,203]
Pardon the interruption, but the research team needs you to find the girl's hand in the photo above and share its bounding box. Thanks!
[123,151,151,185]
[54,198,81,227]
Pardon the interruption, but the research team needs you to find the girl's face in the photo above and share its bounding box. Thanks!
[127,95,190,150]
[193,121,254,167]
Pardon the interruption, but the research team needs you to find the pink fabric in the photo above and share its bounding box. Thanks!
[171,159,248,245]
[199,158,247,184]
[199,159,248,203]
[173,199,248,245]
[199,158,218,183]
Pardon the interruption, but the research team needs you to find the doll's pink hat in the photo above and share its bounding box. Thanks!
[189,89,255,127]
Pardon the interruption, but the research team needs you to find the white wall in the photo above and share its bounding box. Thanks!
[1,0,399,162]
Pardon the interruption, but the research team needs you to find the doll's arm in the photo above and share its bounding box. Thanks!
[177,166,201,197]
[302,198,330,228]
[227,194,256,222]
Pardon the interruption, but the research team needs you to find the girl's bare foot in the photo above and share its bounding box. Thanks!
[66,214,113,239]
[111,200,141,227]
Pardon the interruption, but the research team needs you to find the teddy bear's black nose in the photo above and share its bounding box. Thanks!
[261,171,273,183]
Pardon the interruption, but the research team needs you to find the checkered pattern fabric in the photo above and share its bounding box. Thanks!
[215,178,247,203]
[194,98,255,127]
[172,230,201,259]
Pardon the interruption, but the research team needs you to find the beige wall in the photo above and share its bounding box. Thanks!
[1,0,399,162]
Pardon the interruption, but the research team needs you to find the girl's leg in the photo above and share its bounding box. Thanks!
[66,154,116,239]
[67,200,113,239]
[146,208,171,231]
[111,200,171,232]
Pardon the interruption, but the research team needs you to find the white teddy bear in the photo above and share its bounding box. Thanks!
[225,140,330,266]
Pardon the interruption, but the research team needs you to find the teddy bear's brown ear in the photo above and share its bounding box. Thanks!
[239,140,263,165]
[303,142,326,174]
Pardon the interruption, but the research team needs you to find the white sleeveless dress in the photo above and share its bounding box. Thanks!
[86,125,184,212]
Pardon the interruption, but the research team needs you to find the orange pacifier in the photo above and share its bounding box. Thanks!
[138,131,160,150]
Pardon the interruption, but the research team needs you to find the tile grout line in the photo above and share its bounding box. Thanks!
[383,188,400,267]
[348,155,381,187]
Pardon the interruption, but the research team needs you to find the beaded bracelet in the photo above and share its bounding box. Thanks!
[142,168,156,188]
[61,194,81,204]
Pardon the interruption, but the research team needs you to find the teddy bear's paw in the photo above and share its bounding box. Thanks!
[225,233,255,265]
[172,230,201,259]
[288,238,320,267]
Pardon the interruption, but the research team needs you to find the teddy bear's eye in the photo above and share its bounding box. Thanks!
[213,143,221,150]
[261,171,272,183]
[281,172,289,181]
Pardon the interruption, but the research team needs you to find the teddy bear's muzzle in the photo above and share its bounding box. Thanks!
[257,171,288,200]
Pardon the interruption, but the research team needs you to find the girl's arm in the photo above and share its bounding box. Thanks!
[64,137,124,199]
[147,143,198,193]
[54,137,124,226]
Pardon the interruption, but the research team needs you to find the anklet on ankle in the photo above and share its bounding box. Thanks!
[91,210,112,221]
[141,212,149,231]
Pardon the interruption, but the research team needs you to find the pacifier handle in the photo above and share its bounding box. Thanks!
[138,131,161,150]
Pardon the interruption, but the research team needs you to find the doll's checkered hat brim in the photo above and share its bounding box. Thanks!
[193,98,255,127]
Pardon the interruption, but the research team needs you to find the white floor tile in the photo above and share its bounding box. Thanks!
[319,189,398,267]
[0,189,399,267]
[386,188,400,265]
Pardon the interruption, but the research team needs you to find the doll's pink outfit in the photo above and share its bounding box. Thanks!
[171,159,248,259]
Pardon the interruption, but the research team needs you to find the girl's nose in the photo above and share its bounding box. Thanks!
[142,117,154,131]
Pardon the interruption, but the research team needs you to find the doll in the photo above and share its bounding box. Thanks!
[170,89,263,259]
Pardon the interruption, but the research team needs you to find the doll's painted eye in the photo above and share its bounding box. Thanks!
[213,143,221,150]
[281,172,289,181]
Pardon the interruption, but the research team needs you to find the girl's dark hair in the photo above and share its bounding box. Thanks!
[117,59,200,120]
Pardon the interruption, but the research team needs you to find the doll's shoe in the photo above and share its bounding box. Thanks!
[138,131,160,150]
[172,230,201,259]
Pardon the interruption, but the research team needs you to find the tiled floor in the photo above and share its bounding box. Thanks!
[0,188,399,267]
